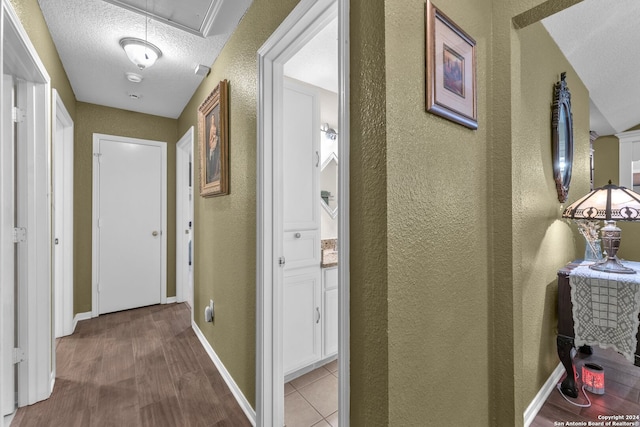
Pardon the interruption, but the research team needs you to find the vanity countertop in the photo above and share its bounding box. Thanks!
[321,238,338,268]
[321,250,338,268]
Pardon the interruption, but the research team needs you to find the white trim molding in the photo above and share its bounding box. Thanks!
[72,312,92,333]
[1,0,53,409]
[191,321,256,426]
[523,362,565,427]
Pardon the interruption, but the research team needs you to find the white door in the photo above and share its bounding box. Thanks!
[93,135,166,315]
[52,91,74,338]
[1,74,16,417]
[176,128,194,310]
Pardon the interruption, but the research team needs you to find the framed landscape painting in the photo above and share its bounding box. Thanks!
[425,1,477,130]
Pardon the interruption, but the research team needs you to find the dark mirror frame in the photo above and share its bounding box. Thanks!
[552,72,574,203]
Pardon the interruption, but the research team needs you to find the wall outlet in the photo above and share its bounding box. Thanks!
[209,299,215,320]
[204,299,215,323]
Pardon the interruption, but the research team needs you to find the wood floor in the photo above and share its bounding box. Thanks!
[11,303,251,427]
[531,346,640,426]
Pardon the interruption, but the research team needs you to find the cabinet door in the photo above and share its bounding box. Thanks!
[283,268,321,375]
[283,230,320,270]
[323,287,338,358]
[283,79,320,232]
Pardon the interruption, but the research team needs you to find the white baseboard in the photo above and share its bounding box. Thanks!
[4,411,16,427]
[524,362,565,427]
[191,321,256,426]
[166,296,177,304]
[72,311,92,333]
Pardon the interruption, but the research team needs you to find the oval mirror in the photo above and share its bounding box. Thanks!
[552,72,574,203]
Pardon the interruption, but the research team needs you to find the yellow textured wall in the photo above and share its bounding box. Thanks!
[492,1,585,425]
[11,0,602,424]
[9,0,75,118]
[384,0,491,424]
[349,0,389,424]
[593,135,619,189]
[177,0,301,407]
[74,102,178,313]
[513,21,590,411]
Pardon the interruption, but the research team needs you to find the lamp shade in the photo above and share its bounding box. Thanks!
[563,181,640,274]
[562,181,640,221]
[120,38,162,70]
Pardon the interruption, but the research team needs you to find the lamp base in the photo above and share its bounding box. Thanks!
[589,256,636,274]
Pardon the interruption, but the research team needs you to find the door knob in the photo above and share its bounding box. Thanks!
[152,231,159,237]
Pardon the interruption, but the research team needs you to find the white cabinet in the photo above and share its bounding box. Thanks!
[322,267,338,358]
[284,266,338,377]
[283,268,322,375]
[283,79,320,233]
[283,230,320,270]
[283,79,323,377]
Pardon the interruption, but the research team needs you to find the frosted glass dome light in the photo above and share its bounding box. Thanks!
[120,38,162,70]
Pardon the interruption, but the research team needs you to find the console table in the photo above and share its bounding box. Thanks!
[556,260,640,397]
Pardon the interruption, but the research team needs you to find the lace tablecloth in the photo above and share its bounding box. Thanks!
[569,261,640,362]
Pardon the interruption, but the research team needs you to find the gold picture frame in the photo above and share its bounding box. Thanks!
[425,1,477,129]
[199,79,229,197]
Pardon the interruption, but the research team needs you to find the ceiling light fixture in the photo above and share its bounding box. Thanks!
[120,38,162,70]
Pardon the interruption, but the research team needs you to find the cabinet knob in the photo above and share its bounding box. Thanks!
[294,232,301,238]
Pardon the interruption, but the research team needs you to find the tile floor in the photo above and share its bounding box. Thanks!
[285,360,338,427]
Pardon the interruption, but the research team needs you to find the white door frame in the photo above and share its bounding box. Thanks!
[1,0,53,413]
[91,133,167,317]
[176,126,194,315]
[52,89,74,338]
[1,74,15,422]
[256,0,350,425]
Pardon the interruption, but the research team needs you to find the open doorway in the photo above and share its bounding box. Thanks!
[281,17,340,425]
[52,89,74,339]
[176,126,195,315]
[256,0,349,425]
[1,0,54,420]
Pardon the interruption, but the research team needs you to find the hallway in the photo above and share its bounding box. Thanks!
[11,303,250,427]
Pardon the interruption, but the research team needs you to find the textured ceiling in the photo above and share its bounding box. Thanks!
[38,0,252,119]
[542,0,640,136]
[284,17,338,94]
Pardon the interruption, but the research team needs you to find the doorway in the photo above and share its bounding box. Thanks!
[1,0,53,418]
[52,90,74,339]
[176,127,195,315]
[91,134,167,316]
[256,0,350,425]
